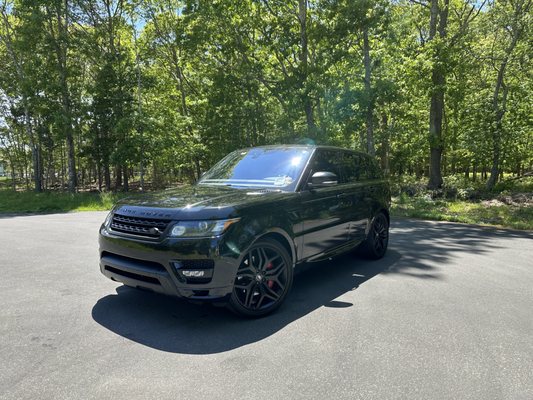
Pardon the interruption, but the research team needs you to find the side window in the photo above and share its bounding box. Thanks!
[341,152,381,182]
[308,150,343,183]
[342,152,371,182]
[369,158,383,179]
[358,155,370,180]
[341,152,360,183]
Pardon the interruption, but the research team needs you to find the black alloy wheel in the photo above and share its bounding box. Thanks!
[360,212,389,259]
[228,238,293,317]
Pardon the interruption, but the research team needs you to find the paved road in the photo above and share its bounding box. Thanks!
[0,212,532,400]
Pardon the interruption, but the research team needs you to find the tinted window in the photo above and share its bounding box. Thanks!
[308,150,343,183]
[341,152,381,182]
[368,158,383,179]
[199,147,312,190]
[341,153,359,183]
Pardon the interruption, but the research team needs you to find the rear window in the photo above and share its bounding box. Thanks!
[341,152,382,183]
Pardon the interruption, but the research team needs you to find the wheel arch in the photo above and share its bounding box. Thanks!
[380,207,390,224]
[256,228,296,267]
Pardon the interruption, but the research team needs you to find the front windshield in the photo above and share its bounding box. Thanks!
[198,147,312,190]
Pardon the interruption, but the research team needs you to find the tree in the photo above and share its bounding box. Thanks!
[42,0,78,192]
[485,0,531,189]
[0,0,532,193]
[0,0,42,191]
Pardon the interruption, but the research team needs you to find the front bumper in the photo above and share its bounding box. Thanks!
[99,226,241,301]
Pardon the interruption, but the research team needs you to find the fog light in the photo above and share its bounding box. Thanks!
[181,270,205,278]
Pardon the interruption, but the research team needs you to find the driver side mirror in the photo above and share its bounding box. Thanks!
[308,171,338,189]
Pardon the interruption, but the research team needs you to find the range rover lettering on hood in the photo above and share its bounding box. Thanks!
[118,208,173,219]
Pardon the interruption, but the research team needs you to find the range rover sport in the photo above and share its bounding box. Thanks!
[99,145,390,317]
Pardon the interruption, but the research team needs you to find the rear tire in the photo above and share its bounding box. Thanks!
[359,212,389,259]
[228,238,293,318]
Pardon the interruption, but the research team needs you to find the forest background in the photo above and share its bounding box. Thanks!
[0,0,531,228]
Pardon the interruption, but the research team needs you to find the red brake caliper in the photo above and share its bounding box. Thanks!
[266,262,274,289]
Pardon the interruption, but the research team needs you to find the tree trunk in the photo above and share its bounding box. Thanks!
[97,163,102,191]
[380,113,390,174]
[49,1,77,192]
[486,119,502,189]
[23,108,42,192]
[427,0,448,189]
[65,129,77,192]
[9,158,16,191]
[22,163,29,190]
[428,72,444,189]
[80,166,85,188]
[60,143,66,189]
[487,40,518,189]
[31,146,42,192]
[123,166,129,192]
[153,162,161,188]
[176,66,188,119]
[132,18,144,192]
[104,163,111,191]
[48,149,55,189]
[298,0,316,137]
[115,165,122,189]
[194,157,201,181]
[363,27,375,156]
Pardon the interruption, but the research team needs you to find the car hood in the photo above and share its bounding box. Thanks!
[113,185,293,220]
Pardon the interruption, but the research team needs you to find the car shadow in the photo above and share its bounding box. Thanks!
[91,219,533,354]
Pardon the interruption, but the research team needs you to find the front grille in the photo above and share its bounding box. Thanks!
[110,214,171,238]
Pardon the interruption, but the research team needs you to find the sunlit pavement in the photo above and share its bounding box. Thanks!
[0,212,532,400]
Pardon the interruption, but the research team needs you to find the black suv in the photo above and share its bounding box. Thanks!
[99,145,390,317]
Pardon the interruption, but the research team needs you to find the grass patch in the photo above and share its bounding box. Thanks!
[2,180,531,231]
[0,190,138,213]
[392,194,533,230]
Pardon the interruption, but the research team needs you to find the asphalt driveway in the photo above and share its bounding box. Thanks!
[0,212,532,400]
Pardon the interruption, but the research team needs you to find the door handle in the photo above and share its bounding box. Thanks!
[336,193,352,207]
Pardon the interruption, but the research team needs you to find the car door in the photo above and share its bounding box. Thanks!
[300,149,352,259]
[340,152,373,244]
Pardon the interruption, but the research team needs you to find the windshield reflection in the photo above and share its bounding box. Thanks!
[198,147,312,190]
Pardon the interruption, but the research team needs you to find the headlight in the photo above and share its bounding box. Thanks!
[103,210,114,228]
[169,218,240,237]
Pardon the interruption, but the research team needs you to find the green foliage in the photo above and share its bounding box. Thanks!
[392,196,533,231]
[0,0,532,193]
[393,174,533,201]
[0,190,134,212]
[391,175,533,229]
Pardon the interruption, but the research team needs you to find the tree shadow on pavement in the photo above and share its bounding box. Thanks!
[385,218,532,280]
[92,219,533,354]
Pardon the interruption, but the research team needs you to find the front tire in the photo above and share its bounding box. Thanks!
[228,238,293,317]
[359,212,389,259]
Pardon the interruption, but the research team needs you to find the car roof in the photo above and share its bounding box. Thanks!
[240,144,370,156]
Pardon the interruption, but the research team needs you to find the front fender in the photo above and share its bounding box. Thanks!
[219,215,297,266]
